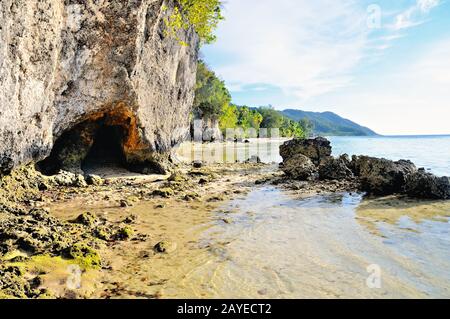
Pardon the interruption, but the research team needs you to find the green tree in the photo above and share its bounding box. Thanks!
[219,103,238,132]
[236,106,263,132]
[280,118,306,138]
[164,0,224,45]
[258,106,284,130]
[249,111,263,130]
[194,61,231,119]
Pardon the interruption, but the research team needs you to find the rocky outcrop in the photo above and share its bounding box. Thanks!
[281,153,317,180]
[319,155,354,181]
[0,0,199,175]
[352,156,417,195]
[404,170,450,199]
[280,138,449,199]
[280,137,331,166]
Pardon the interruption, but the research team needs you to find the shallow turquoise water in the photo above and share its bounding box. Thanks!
[183,186,450,298]
[328,135,450,177]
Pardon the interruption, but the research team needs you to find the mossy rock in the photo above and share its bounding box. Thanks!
[151,188,175,198]
[65,244,101,270]
[72,212,98,227]
[188,170,208,177]
[168,172,187,182]
[93,227,111,241]
[115,226,134,241]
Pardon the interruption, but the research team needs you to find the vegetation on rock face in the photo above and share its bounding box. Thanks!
[164,0,224,45]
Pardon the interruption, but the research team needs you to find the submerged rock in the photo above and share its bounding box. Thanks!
[151,188,175,198]
[404,171,450,200]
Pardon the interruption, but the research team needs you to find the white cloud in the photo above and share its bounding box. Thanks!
[315,39,450,135]
[205,0,369,101]
[394,0,440,30]
[418,0,440,12]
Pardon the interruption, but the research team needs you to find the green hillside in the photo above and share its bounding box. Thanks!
[281,109,378,136]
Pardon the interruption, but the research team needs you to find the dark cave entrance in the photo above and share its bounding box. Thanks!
[36,105,165,176]
[81,125,127,171]
[36,113,132,176]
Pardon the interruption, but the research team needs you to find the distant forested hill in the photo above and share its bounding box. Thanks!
[281,109,378,136]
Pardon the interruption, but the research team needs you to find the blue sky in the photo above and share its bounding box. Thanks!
[201,0,450,135]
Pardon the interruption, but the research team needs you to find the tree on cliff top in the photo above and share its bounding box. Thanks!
[164,0,224,45]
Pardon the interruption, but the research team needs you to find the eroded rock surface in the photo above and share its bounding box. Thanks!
[0,0,199,175]
[352,156,417,195]
[281,153,317,181]
[280,137,332,166]
[280,138,449,199]
[405,170,450,200]
[319,156,354,181]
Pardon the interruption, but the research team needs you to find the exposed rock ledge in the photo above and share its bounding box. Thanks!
[280,138,450,200]
[0,0,199,176]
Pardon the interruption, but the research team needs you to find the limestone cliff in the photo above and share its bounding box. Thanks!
[0,0,199,175]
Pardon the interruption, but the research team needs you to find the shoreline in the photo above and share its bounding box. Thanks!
[1,139,449,298]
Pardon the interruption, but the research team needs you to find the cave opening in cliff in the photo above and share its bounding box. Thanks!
[81,125,127,171]
[36,105,142,176]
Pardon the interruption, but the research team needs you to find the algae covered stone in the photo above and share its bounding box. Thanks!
[115,226,134,241]
[65,244,101,270]
[151,188,175,198]
[72,212,98,227]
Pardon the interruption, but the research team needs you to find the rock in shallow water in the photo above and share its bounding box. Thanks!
[405,171,450,200]
[352,156,417,195]
[279,137,449,199]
